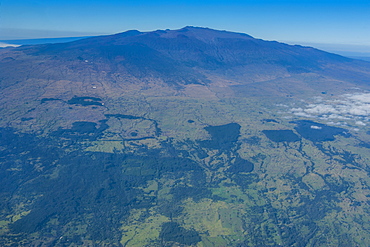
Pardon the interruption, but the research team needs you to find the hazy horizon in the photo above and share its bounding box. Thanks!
[1,27,370,59]
[1,0,369,45]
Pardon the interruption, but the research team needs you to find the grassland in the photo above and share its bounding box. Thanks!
[2,89,370,246]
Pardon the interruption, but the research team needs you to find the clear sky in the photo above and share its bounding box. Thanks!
[1,0,369,50]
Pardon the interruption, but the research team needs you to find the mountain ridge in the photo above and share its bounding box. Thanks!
[2,26,370,96]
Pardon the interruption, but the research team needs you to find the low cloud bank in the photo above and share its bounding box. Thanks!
[0,42,20,48]
[291,93,370,126]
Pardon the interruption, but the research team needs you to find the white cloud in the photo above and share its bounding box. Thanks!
[355,121,366,126]
[290,93,370,125]
[0,42,20,48]
[305,105,339,115]
[347,94,370,103]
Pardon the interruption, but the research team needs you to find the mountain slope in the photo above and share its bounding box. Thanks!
[1,26,370,92]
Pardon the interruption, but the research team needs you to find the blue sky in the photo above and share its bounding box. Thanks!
[1,0,369,51]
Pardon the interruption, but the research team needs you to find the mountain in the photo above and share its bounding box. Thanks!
[1,27,370,246]
[2,26,370,94]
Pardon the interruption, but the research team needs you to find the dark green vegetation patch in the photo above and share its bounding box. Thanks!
[159,222,201,245]
[40,98,62,104]
[227,156,254,173]
[20,117,33,121]
[105,114,142,120]
[52,121,108,140]
[201,123,241,150]
[0,127,207,245]
[292,120,350,142]
[262,129,300,143]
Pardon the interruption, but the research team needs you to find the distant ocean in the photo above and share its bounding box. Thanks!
[0,36,93,47]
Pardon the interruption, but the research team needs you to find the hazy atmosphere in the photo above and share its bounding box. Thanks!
[1,0,369,53]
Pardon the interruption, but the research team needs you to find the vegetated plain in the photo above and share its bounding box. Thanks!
[1,27,370,246]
